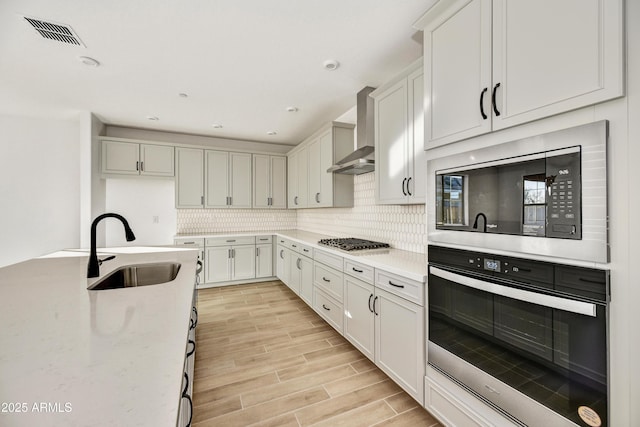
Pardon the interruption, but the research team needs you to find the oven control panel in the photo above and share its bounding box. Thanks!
[545,151,581,239]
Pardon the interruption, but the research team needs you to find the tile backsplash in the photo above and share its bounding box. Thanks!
[176,173,427,253]
[297,173,426,253]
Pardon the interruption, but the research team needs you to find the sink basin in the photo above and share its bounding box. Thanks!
[89,262,181,290]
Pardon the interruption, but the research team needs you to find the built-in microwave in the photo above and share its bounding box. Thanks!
[427,121,608,263]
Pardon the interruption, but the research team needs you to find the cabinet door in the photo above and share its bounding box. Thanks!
[318,130,334,207]
[231,245,255,281]
[297,147,309,208]
[255,243,273,279]
[423,0,492,149]
[407,69,426,203]
[205,246,230,283]
[308,138,322,206]
[492,0,624,130]
[102,141,139,175]
[270,156,287,208]
[205,150,229,208]
[344,276,375,361]
[287,152,299,208]
[253,154,270,208]
[276,246,289,283]
[175,148,204,208]
[230,152,252,208]
[140,144,174,177]
[299,256,313,305]
[375,288,425,403]
[288,255,301,295]
[375,80,408,205]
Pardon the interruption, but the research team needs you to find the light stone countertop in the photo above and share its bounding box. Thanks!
[176,229,428,282]
[0,247,199,427]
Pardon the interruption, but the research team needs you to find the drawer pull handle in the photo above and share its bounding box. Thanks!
[183,241,195,245]
[352,267,363,273]
[373,296,379,316]
[226,239,236,242]
[389,281,405,289]
[322,277,331,283]
[368,294,374,313]
[292,244,297,248]
[259,238,269,241]
[303,248,309,252]
[322,304,330,311]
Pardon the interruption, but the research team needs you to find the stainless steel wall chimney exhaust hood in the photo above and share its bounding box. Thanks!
[328,87,376,175]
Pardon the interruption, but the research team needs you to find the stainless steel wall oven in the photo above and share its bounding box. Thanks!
[428,245,609,427]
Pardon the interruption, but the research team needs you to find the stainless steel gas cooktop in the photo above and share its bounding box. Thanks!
[317,238,390,251]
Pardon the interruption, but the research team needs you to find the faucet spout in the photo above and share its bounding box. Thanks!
[472,212,488,233]
[87,213,136,278]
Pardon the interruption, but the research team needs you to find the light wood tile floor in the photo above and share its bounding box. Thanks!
[192,280,442,427]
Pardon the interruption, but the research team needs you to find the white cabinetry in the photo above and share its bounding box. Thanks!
[205,151,252,208]
[344,263,425,404]
[313,249,345,333]
[173,237,205,286]
[416,0,624,149]
[373,60,425,204]
[287,148,308,208]
[255,235,274,279]
[287,122,355,209]
[276,244,292,289]
[253,155,287,208]
[101,140,174,177]
[175,148,204,208]
[205,236,256,284]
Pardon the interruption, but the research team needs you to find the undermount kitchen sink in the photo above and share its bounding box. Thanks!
[89,262,181,290]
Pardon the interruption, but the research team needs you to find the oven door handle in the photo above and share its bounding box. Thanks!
[429,266,597,317]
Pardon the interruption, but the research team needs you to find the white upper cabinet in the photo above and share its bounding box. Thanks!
[205,151,252,208]
[101,140,174,177]
[416,0,624,149]
[253,155,287,208]
[175,147,204,208]
[287,147,309,208]
[288,122,355,209]
[373,60,426,205]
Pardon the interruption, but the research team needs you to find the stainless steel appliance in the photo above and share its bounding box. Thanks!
[318,238,390,251]
[428,245,609,427]
[427,121,608,263]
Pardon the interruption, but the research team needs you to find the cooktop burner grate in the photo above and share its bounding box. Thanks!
[318,238,390,251]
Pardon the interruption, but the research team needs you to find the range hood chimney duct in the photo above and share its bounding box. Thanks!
[327,86,376,175]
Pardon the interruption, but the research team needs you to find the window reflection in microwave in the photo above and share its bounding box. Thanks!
[523,174,546,236]
[438,174,464,225]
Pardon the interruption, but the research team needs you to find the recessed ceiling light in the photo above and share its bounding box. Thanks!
[78,56,100,67]
[323,59,340,71]
[286,106,299,113]
[267,131,277,136]
[146,116,159,121]
[178,93,188,98]
[211,124,223,129]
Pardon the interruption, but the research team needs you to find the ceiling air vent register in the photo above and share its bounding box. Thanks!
[24,16,85,47]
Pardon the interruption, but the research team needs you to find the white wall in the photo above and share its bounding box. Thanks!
[0,115,80,267]
[104,178,176,246]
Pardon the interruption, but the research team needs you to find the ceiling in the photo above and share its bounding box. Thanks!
[0,0,435,146]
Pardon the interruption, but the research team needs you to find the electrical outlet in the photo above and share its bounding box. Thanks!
[153,216,159,224]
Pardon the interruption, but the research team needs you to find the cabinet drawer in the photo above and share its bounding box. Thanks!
[314,263,344,302]
[255,235,273,244]
[174,237,205,247]
[344,259,374,284]
[206,236,256,246]
[313,248,343,271]
[375,269,424,306]
[313,288,343,334]
[289,241,312,256]
[277,237,290,246]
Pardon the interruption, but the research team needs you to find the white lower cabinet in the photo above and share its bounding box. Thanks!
[313,258,344,334]
[344,264,425,404]
[276,245,292,287]
[375,287,424,404]
[290,253,313,304]
[255,243,273,279]
[205,237,256,284]
[313,287,343,333]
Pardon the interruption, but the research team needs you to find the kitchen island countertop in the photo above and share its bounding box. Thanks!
[0,247,198,427]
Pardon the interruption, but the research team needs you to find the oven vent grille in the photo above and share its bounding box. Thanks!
[24,16,85,47]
